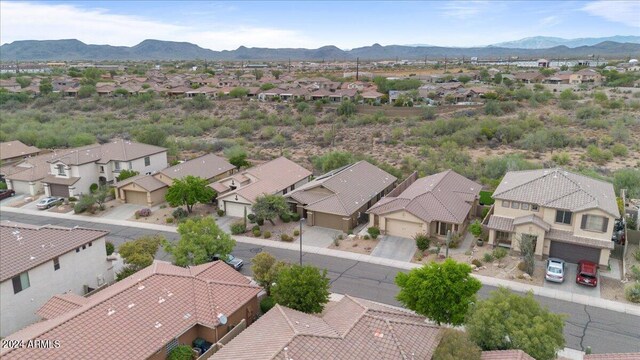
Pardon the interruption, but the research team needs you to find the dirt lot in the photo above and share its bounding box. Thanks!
[128,203,219,225]
[600,277,634,304]
[329,235,379,255]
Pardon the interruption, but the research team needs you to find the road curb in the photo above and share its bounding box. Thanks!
[2,205,639,316]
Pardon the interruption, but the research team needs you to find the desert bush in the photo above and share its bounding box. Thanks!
[471,259,483,267]
[217,209,225,216]
[492,247,508,263]
[414,233,431,251]
[165,217,174,224]
[105,241,115,256]
[586,145,613,165]
[293,229,300,236]
[611,143,628,157]
[625,282,640,303]
[291,212,301,221]
[469,220,483,237]
[172,207,188,220]
[89,183,99,193]
[634,249,640,262]
[552,152,571,165]
[73,195,96,214]
[483,252,495,263]
[230,222,246,235]
[280,212,292,223]
[263,231,271,238]
[136,208,151,217]
[253,229,262,237]
[367,227,381,239]
[260,296,276,313]
[280,234,294,242]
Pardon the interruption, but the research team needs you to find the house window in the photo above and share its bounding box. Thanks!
[12,272,30,294]
[531,204,539,212]
[555,210,572,225]
[144,156,150,166]
[100,166,105,173]
[290,185,295,191]
[581,215,608,232]
[53,257,60,271]
[114,162,121,171]
[521,203,530,210]
[438,222,453,236]
[283,188,288,195]
[57,164,66,176]
[502,200,510,207]
[128,162,133,170]
[511,202,520,209]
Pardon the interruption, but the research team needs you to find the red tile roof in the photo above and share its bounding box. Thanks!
[2,261,261,360]
[584,353,640,360]
[481,350,535,360]
[0,221,108,282]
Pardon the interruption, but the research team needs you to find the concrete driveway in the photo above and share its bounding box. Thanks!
[0,193,25,206]
[100,204,145,220]
[371,235,416,262]
[216,215,242,233]
[295,226,342,248]
[543,262,601,298]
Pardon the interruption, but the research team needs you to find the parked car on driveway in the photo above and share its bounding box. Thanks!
[36,196,63,210]
[576,260,598,287]
[210,253,243,270]
[545,258,565,283]
[0,189,15,200]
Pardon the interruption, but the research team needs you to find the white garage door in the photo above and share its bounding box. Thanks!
[386,219,423,239]
[225,201,250,218]
[124,190,148,205]
[10,180,32,195]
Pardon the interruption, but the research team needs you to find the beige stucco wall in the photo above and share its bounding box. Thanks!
[378,211,427,234]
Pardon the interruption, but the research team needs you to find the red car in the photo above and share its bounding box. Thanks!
[0,189,15,200]
[576,260,598,287]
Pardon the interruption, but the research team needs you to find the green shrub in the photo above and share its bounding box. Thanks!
[68,196,78,202]
[483,252,495,263]
[481,207,490,219]
[165,217,174,224]
[471,259,483,267]
[263,231,271,239]
[586,144,613,165]
[552,152,571,165]
[611,143,628,157]
[256,217,265,226]
[433,328,482,360]
[469,220,483,237]
[168,345,193,360]
[625,282,640,303]
[478,190,494,205]
[280,212,292,223]
[73,194,96,214]
[89,183,98,194]
[252,225,260,232]
[634,249,640,262]
[293,229,300,236]
[493,247,508,262]
[363,234,370,240]
[172,207,188,220]
[281,234,293,242]
[247,213,257,223]
[260,296,276,313]
[105,241,115,256]
[414,233,431,251]
[367,227,381,239]
[291,212,301,221]
[230,222,246,235]
[253,229,262,237]
[217,209,225,217]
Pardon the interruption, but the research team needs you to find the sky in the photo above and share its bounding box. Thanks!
[1,1,639,50]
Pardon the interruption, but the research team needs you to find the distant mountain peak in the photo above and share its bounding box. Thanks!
[491,35,640,49]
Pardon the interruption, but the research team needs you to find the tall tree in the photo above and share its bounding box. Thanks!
[312,151,354,172]
[271,264,330,314]
[136,127,167,147]
[271,69,282,80]
[395,259,481,325]
[166,217,236,267]
[223,146,251,169]
[39,78,53,94]
[466,287,565,360]
[165,176,216,213]
[117,235,164,280]
[252,194,289,225]
[251,252,289,295]
[433,329,482,360]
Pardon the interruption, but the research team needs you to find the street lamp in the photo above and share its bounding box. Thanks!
[299,217,305,265]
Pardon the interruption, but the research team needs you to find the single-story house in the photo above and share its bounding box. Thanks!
[212,157,312,218]
[0,141,40,165]
[368,170,481,239]
[115,153,235,206]
[286,161,397,232]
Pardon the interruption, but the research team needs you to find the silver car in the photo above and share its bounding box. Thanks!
[545,258,565,283]
[36,196,63,210]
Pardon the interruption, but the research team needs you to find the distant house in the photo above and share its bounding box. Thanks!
[486,169,619,268]
[515,72,544,84]
[0,222,111,337]
[2,149,76,196]
[368,170,481,239]
[360,90,384,103]
[287,161,397,232]
[212,157,312,218]
[1,260,261,360]
[115,153,235,206]
[43,140,167,198]
[570,69,603,85]
[0,140,40,165]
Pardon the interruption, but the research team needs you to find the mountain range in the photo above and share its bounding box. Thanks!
[1,38,639,61]
[491,36,640,49]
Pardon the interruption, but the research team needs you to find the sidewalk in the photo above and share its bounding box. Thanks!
[2,205,640,316]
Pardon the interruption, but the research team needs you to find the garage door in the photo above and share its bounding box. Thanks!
[549,241,600,264]
[225,201,250,218]
[124,190,148,205]
[386,219,423,239]
[10,180,31,195]
[49,184,69,197]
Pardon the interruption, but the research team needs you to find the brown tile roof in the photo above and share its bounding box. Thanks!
[288,161,397,216]
[48,140,167,165]
[4,149,75,182]
[115,173,167,192]
[36,293,89,320]
[160,153,234,181]
[216,157,312,203]
[0,140,40,161]
[481,350,535,360]
[42,174,81,186]
[486,216,515,232]
[368,170,481,225]
[2,261,261,360]
[212,295,441,360]
[493,169,619,218]
[512,214,551,232]
[0,222,108,282]
[584,353,640,360]
[547,228,615,249]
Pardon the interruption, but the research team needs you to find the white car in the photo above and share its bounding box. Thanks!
[545,258,565,283]
[36,196,63,210]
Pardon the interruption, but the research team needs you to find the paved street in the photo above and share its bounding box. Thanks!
[1,210,639,354]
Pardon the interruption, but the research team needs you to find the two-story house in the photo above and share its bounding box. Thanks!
[486,169,619,268]
[42,140,167,197]
[211,157,312,218]
[0,222,112,337]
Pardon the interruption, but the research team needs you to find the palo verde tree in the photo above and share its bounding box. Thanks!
[117,235,164,280]
[224,145,251,169]
[252,194,290,226]
[165,217,236,267]
[165,175,216,213]
[466,287,566,360]
[271,264,330,314]
[251,252,289,295]
[395,258,482,325]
